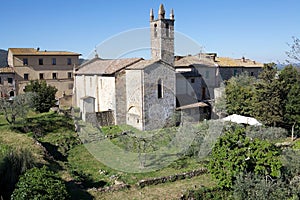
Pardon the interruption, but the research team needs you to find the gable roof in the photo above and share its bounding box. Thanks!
[215,57,263,68]
[8,48,81,56]
[75,57,143,75]
[126,59,174,70]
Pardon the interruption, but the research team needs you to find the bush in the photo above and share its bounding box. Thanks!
[11,166,69,200]
[183,186,232,200]
[0,146,35,200]
[233,173,295,200]
[207,126,282,188]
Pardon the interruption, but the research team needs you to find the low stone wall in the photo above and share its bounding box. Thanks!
[137,168,208,188]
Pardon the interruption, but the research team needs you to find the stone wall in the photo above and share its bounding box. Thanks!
[219,67,262,81]
[137,168,208,188]
[115,70,127,125]
[143,62,176,130]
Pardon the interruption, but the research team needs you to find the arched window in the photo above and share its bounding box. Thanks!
[9,91,14,97]
[154,24,157,38]
[158,79,163,98]
[166,23,169,37]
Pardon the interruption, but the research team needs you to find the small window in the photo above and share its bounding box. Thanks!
[233,69,238,76]
[68,72,72,79]
[158,79,163,98]
[9,91,14,97]
[52,58,56,65]
[52,73,57,79]
[39,73,44,80]
[0,77,2,84]
[67,58,72,65]
[68,83,73,89]
[250,72,254,76]
[39,58,43,65]
[23,58,28,65]
[8,78,13,84]
[24,73,29,80]
[166,23,169,37]
[154,24,157,38]
[205,71,209,79]
[191,78,195,83]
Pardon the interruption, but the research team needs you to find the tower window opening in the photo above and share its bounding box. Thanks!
[166,23,169,37]
[158,79,163,98]
[154,24,157,38]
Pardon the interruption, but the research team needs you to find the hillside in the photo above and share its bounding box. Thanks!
[0,49,8,67]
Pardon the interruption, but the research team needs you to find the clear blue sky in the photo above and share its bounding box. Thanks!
[1,0,300,63]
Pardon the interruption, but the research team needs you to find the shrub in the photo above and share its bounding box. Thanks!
[207,126,282,188]
[11,166,69,200]
[0,146,35,200]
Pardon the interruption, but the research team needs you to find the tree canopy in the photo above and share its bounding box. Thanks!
[24,80,58,113]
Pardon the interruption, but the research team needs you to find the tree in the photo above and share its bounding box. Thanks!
[207,126,282,189]
[253,63,283,126]
[11,166,69,200]
[278,65,300,133]
[24,80,58,113]
[225,72,256,116]
[0,93,33,124]
[286,36,300,62]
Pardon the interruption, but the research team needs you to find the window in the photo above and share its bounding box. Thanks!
[250,72,254,76]
[158,79,163,98]
[205,71,209,79]
[39,58,43,65]
[52,73,57,79]
[9,91,14,97]
[8,78,13,84]
[68,72,72,79]
[0,77,2,84]
[24,73,29,80]
[67,58,72,65]
[23,58,28,65]
[191,78,195,83]
[166,23,169,37]
[233,69,238,76]
[68,83,73,89]
[154,24,157,38]
[52,58,56,65]
[39,73,44,80]
[202,87,206,100]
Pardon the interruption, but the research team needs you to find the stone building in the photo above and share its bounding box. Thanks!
[7,48,81,101]
[75,4,176,130]
[0,67,15,98]
[215,56,263,81]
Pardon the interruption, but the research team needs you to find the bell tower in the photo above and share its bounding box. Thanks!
[150,4,175,65]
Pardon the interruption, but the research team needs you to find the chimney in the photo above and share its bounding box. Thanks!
[242,56,246,62]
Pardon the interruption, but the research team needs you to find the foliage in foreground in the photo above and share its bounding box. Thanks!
[24,80,58,113]
[207,126,282,189]
[0,145,36,200]
[11,166,69,200]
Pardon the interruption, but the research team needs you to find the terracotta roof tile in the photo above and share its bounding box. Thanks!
[216,57,263,67]
[174,55,217,67]
[0,67,14,73]
[9,48,81,56]
[76,58,143,75]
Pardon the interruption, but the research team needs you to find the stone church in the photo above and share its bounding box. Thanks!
[75,4,178,130]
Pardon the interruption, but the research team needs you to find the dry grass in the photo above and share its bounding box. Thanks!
[89,174,215,200]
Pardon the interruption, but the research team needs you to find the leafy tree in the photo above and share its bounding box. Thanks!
[0,93,33,124]
[11,166,69,200]
[278,65,300,134]
[24,80,58,113]
[225,72,256,116]
[253,63,283,126]
[207,126,282,189]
